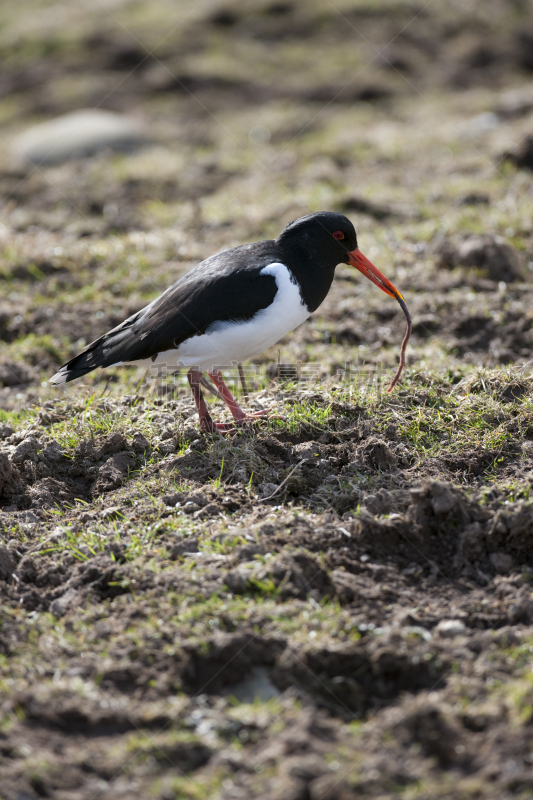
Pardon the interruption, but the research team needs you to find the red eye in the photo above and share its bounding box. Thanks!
[333,231,345,240]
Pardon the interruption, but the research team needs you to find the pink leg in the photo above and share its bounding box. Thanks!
[208,370,247,421]
[187,369,235,433]
[208,370,284,425]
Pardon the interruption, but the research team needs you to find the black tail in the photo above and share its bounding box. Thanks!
[50,310,145,385]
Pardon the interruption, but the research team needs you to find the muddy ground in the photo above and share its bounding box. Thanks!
[2,1,533,798]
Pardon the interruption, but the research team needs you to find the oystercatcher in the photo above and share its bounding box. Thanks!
[51,212,408,432]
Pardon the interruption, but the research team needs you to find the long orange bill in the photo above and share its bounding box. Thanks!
[348,248,412,393]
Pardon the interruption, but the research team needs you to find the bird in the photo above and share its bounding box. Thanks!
[50,211,406,433]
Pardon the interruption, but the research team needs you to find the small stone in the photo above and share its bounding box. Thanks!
[11,109,148,166]
[436,619,466,638]
[490,552,513,574]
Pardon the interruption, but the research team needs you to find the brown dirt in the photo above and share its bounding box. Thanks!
[2,0,533,798]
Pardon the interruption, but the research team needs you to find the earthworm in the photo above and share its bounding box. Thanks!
[386,295,412,394]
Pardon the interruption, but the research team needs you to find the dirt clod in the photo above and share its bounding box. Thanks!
[0,453,24,499]
[0,361,35,387]
[0,545,15,579]
[505,134,533,170]
[2,2,533,798]
[437,234,524,282]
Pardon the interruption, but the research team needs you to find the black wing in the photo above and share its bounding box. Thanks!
[51,241,281,384]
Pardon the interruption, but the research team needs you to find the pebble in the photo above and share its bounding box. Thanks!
[436,619,466,638]
[12,109,148,166]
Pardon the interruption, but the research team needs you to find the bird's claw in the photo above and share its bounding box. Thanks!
[239,409,286,422]
[199,418,236,434]
[199,410,285,436]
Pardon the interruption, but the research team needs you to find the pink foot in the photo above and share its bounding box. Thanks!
[245,409,286,421]
[199,417,236,434]
[232,410,286,425]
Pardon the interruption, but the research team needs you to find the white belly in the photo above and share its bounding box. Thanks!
[130,262,310,373]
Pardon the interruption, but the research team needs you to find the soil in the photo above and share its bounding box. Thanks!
[2,1,533,799]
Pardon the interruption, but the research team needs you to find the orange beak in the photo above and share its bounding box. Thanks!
[348,248,404,301]
[347,247,411,394]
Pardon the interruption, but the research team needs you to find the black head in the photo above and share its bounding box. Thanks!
[276,211,357,270]
[274,210,405,314]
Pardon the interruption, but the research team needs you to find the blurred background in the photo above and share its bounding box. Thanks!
[1,0,533,408]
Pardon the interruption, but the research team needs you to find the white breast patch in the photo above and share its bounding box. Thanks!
[133,262,311,373]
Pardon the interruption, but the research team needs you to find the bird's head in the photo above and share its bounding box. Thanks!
[277,211,404,302]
